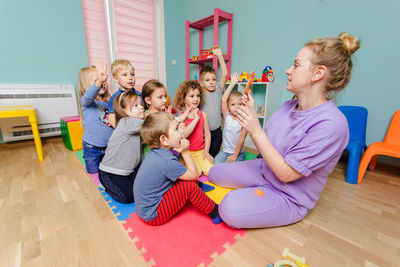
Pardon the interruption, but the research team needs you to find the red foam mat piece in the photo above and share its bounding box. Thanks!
[123,205,246,267]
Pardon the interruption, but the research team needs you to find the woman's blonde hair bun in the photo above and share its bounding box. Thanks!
[339,32,360,56]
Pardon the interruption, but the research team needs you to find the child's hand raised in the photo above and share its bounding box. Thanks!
[175,139,190,153]
[178,105,194,122]
[96,62,108,83]
[212,46,222,57]
[231,72,240,85]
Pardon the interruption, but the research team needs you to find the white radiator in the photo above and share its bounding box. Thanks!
[0,84,78,142]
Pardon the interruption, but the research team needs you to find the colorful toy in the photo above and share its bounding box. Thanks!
[199,45,220,59]
[191,56,199,61]
[239,72,249,82]
[262,65,275,82]
[194,74,198,82]
[256,105,265,116]
[244,71,255,95]
[281,248,309,267]
[60,115,84,151]
[268,247,310,267]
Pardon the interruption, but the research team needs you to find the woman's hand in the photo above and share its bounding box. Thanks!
[236,93,262,135]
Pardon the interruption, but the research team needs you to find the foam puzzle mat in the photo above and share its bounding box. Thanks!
[75,149,255,266]
[123,205,246,267]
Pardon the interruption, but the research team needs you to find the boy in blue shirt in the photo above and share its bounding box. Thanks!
[134,112,222,226]
[108,59,143,127]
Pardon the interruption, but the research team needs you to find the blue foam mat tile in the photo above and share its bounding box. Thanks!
[97,187,136,221]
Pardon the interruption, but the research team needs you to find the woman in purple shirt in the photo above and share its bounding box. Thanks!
[209,33,361,228]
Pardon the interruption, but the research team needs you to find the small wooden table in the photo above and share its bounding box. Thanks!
[0,105,44,161]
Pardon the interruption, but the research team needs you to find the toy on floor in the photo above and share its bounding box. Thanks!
[60,115,84,151]
[269,247,310,267]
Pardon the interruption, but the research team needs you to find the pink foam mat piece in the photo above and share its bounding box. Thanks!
[88,172,101,187]
[123,205,246,267]
[198,174,210,182]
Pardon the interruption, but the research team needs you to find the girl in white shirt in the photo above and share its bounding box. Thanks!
[214,72,247,164]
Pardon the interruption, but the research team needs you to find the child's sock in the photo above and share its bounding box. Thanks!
[209,204,223,224]
[198,182,215,192]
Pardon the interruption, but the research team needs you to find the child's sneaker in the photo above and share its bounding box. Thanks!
[198,182,215,192]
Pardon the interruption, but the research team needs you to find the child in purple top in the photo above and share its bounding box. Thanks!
[209,32,361,228]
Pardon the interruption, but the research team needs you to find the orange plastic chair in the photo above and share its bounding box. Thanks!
[358,110,400,183]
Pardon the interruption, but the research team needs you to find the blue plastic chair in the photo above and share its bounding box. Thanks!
[338,106,368,184]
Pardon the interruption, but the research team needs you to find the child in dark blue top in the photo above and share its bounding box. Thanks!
[78,62,113,174]
[108,59,143,128]
[134,112,222,226]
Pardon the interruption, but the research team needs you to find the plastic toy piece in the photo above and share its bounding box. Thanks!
[255,188,264,197]
[282,248,309,267]
[244,71,255,95]
[274,259,298,267]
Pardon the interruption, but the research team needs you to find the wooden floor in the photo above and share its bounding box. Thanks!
[0,137,399,267]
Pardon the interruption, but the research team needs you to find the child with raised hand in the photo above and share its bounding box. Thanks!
[108,59,143,128]
[214,72,247,164]
[134,112,222,225]
[99,90,144,203]
[173,80,213,176]
[78,62,113,174]
[200,46,228,158]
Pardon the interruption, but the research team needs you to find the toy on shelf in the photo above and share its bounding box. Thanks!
[193,74,198,82]
[191,56,199,61]
[262,65,275,82]
[239,72,249,82]
[199,45,219,59]
[256,105,265,116]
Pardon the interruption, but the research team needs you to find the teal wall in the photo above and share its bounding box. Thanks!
[164,0,185,98]
[0,0,88,142]
[164,0,400,150]
[0,0,88,86]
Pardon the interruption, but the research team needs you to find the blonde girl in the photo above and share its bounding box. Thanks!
[78,62,113,174]
[214,72,247,164]
[173,80,213,176]
[99,90,144,203]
